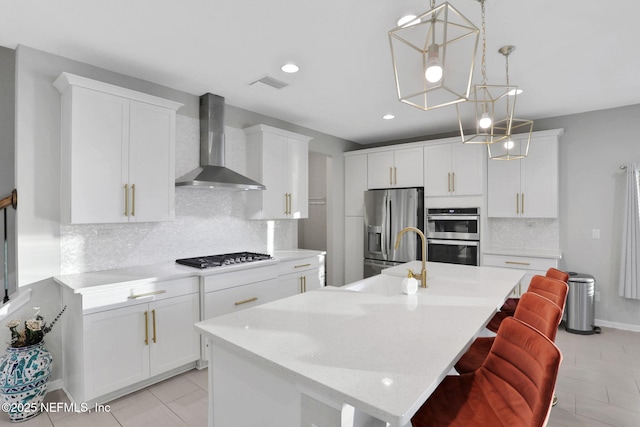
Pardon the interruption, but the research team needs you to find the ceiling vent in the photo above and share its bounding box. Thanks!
[249,75,289,90]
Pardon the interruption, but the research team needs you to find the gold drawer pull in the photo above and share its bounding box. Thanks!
[152,309,157,343]
[128,290,167,299]
[131,184,136,216]
[235,297,258,306]
[294,263,312,269]
[144,311,149,346]
[505,261,531,266]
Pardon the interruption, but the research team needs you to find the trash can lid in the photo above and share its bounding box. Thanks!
[568,272,595,283]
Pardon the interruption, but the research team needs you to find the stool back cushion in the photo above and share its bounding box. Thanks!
[514,292,563,341]
[528,275,569,312]
[480,317,562,427]
[546,268,569,283]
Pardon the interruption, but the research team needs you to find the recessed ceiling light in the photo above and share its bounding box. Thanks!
[397,15,419,27]
[281,63,299,73]
[383,114,395,120]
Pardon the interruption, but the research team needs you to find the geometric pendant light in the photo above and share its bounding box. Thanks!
[389,0,480,111]
[457,0,518,144]
[488,45,534,160]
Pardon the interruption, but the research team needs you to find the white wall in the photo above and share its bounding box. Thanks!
[533,105,640,329]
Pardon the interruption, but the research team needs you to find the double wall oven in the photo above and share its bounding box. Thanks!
[426,208,480,266]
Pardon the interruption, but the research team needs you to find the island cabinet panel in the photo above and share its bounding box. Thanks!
[244,124,312,219]
[367,147,423,189]
[54,72,182,224]
[487,131,561,218]
[61,276,200,404]
[424,142,484,197]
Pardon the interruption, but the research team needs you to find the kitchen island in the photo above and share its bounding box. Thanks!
[194,261,526,427]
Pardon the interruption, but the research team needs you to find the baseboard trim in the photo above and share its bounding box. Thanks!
[595,319,640,332]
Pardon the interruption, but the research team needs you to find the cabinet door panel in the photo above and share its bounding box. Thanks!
[128,101,175,222]
[424,145,452,196]
[345,216,364,283]
[261,133,288,218]
[69,88,129,223]
[345,155,368,216]
[451,144,484,196]
[149,293,200,376]
[394,147,424,187]
[287,138,309,218]
[367,152,394,189]
[487,157,521,217]
[84,304,149,400]
[521,136,558,218]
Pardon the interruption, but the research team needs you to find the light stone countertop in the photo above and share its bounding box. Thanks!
[54,249,325,294]
[195,262,525,426]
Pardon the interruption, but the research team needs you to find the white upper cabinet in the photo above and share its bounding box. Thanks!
[487,130,562,218]
[424,142,484,197]
[244,125,312,219]
[54,73,183,224]
[367,147,423,189]
[344,153,368,216]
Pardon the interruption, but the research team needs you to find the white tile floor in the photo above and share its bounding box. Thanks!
[2,326,639,426]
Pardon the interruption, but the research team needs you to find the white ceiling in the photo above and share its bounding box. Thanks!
[1,0,639,144]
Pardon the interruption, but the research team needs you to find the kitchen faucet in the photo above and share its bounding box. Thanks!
[394,227,427,288]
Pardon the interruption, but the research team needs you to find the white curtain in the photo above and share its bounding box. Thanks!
[619,163,640,299]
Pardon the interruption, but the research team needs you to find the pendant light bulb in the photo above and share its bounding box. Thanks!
[504,139,515,150]
[479,112,492,129]
[425,43,443,83]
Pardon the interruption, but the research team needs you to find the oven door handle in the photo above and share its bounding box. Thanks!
[426,215,480,221]
[427,239,479,246]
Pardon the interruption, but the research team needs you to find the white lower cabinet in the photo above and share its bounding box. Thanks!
[483,253,559,296]
[277,256,324,294]
[63,277,200,403]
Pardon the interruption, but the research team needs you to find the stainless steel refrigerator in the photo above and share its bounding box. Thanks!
[363,188,424,278]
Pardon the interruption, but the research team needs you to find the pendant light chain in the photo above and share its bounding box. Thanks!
[505,50,511,113]
[480,0,487,85]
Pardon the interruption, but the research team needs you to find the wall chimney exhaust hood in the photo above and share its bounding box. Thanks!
[175,93,265,190]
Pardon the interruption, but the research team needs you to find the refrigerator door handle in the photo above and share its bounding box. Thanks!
[387,193,393,256]
[381,194,388,256]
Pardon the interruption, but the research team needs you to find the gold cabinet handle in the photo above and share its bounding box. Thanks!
[521,192,525,214]
[447,172,451,192]
[389,167,393,185]
[451,172,455,192]
[152,309,157,343]
[234,297,258,306]
[394,167,397,185]
[303,276,307,292]
[299,277,303,293]
[284,193,288,215]
[131,184,136,216]
[505,261,531,266]
[128,290,167,299]
[144,311,149,346]
[288,193,292,214]
[516,193,519,214]
[124,184,129,216]
[294,263,311,269]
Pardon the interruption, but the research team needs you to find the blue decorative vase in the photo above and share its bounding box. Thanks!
[0,342,52,422]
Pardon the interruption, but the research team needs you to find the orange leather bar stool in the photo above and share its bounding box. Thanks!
[487,273,569,333]
[455,292,563,374]
[411,317,562,427]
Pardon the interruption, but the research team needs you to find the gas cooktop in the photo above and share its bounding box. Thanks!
[175,252,273,269]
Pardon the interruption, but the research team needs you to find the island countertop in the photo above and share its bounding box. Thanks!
[195,262,526,426]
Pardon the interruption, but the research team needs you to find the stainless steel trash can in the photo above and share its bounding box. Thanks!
[565,273,599,335]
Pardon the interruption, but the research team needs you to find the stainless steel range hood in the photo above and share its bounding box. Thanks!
[175,93,265,190]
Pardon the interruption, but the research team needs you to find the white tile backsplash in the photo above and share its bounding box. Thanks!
[487,218,560,251]
[60,117,295,274]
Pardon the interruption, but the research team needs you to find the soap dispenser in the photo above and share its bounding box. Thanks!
[401,270,418,295]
